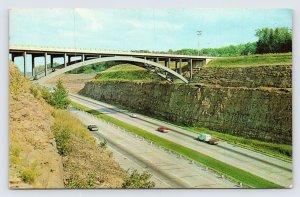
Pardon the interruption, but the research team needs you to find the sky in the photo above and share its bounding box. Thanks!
[9,8,292,71]
[10,8,292,51]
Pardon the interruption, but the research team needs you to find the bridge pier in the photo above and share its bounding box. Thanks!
[179,59,182,74]
[189,59,193,80]
[64,53,67,68]
[175,61,178,72]
[31,55,35,78]
[82,54,85,62]
[44,53,47,76]
[50,55,54,68]
[167,58,171,68]
[23,52,27,77]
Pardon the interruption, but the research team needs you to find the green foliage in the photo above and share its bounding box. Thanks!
[122,169,155,188]
[66,173,96,189]
[98,139,107,149]
[48,80,70,109]
[133,43,257,57]
[67,62,117,74]
[206,53,292,67]
[53,126,71,156]
[255,27,292,54]
[94,69,160,82]
[71,101,282,188]
[20,163,38,184]
[10,145,21,165]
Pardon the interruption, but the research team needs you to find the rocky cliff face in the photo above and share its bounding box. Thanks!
[80,65,292,144]
[192,65,292,88]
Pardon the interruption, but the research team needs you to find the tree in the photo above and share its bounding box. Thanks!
[49,80,70,109]
[255,27,292,54]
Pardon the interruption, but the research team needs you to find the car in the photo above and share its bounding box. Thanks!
[87,125,99,131]
[129,113,137,118]
[197,133,219,145]
[157,126,170,133]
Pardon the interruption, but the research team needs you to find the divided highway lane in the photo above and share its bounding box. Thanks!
[69,108,237,188]
[69,94,292,188]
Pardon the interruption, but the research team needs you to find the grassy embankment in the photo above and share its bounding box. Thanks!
[185,127,292,162]
[71,101,282,188]
[93,64,161,82]
[206,53,292,67]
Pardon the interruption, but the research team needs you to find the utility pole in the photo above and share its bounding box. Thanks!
[197,30,202,56]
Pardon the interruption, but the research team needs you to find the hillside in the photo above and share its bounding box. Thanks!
[9,62,64,188]
[9,61,125,188]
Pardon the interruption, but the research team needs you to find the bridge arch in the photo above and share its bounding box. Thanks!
[38,56,189,84]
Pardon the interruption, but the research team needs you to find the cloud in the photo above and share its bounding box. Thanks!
[124,18,183,30]
[75,9,104,31]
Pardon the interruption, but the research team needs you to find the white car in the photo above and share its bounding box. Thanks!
[129,113,137,118]
[87,125,99,131]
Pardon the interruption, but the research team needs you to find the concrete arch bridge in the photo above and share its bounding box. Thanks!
[9,45,214,84]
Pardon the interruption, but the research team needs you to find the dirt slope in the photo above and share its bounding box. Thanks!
[9,62,64,188]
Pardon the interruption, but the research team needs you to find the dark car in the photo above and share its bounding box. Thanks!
[87,125,99,131]
[157,126,170,133]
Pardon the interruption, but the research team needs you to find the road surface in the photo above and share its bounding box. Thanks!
[69,93,292,188]
[69,107,237,188]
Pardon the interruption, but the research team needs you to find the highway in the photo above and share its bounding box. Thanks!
[69,107,237,188]
[69,93,292,188]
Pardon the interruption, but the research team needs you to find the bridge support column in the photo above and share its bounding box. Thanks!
[179,59,182,74]
[64,53,67,68]
[175,61,178,72]
[50,55,54,68]
[155,57,159,63]
[44,53,47,76]
[31,55,35,78]
[68,56,71,64]
[23,52,27,77]
[82,54,85,62]
[167,58,171,68]
[164,60,167,67]
[12,54,15,62]
[98,54,101,58]
[189,59,193,80]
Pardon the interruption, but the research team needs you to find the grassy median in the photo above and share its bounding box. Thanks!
[71,101,282,188]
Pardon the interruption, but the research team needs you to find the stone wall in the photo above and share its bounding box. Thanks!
[80,81,292,144]
[191,65,292,88]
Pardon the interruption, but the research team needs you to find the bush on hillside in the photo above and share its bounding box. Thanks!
[121,169,155,188]
[49,80,70,109]
[53,126,71,156]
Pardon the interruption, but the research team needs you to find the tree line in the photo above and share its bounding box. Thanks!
[132,27,292,57]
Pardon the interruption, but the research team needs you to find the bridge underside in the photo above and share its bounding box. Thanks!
[34,56,190,84]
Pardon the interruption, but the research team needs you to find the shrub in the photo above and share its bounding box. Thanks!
[20,163,38,184]
[54,126,71,156]
[98,139,107,149]
[49,80,70,109]
[66,173,96,189]
[122,169,155,189]
[10,145,21,165]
